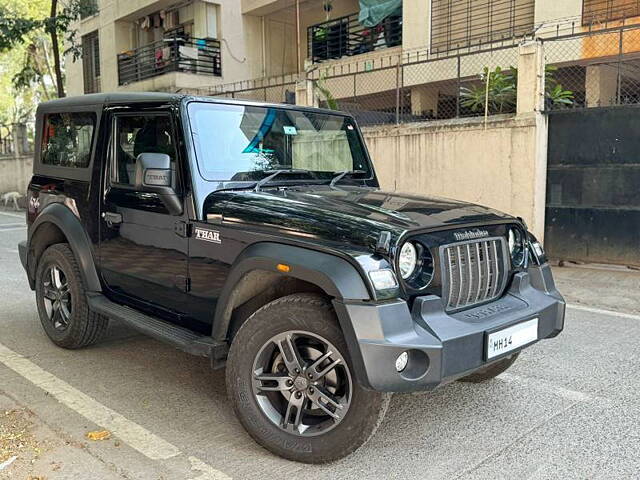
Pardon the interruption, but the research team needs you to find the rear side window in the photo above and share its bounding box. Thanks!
[41,112,96,168]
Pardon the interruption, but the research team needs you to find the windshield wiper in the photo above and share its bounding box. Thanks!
[329,170,366,187]
[254,169,314,192]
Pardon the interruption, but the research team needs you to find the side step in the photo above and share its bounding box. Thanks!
[88,294,227,359]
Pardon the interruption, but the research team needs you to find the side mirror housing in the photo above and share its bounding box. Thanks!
[135,152,182,215]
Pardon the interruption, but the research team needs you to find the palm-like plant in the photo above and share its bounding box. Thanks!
[460,65,574,114]
[460,66,517,114]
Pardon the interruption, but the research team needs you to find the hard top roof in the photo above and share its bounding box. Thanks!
[36,92,351,117]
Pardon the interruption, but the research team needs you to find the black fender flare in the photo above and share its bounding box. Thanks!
[28,203,102,292]
[211,242,372,342]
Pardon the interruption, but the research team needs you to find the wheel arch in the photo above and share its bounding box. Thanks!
[28,203,102,292]
[211,242,372,343]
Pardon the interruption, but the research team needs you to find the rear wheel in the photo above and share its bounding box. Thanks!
[459,353,520,383]
[35,244,108,349]
[226,293,390,463]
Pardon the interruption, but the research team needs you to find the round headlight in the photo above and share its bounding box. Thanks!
[508,227,526,266]
[398,242,417,279]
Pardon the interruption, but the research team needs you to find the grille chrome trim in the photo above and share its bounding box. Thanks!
[440,236,509,312]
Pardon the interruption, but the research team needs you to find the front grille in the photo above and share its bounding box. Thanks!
[441,237,508,311]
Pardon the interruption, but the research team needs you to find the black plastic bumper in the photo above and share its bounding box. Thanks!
[333,263,565,393]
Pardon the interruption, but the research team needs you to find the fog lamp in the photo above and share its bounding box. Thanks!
[395,351,409,372]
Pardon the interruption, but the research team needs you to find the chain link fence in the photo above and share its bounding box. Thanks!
[544,24,640,110]
[203,23,640,124]
[309,44,520,126]
[207,74,297,104]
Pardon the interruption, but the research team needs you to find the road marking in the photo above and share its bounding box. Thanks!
[499,373,592,402]
[0,342,231,478]
[0,223,25,228]
[0,227,26,232]
[567,303,640,321]
[189,456,232,480]
[0,211,24,219]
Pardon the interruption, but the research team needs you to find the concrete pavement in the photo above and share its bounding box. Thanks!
[0,208,638,479]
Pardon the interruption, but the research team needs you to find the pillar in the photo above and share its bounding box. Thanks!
[585,65,618,107]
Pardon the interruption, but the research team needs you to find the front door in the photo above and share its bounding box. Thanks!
[99,111,192,319]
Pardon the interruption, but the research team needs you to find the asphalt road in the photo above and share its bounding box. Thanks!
[0,208,639,479]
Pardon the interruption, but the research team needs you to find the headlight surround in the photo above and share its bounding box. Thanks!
[397,241,434,290]
[508,227,527,267]
[398,242,418,279]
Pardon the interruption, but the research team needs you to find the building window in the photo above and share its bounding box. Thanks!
[583,0,640,25]
[79,0,99,19]
[431,0,535,54]
[82,31,100,94]
[41,113,96,168]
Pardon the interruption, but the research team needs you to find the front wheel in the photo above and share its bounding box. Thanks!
[226,293,390,463]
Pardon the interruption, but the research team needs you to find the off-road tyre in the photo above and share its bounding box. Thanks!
[35,243,109,349]
[226,293,391,463]
[459,352,520,383]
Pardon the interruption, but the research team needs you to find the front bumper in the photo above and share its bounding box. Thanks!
[333,263,565,392]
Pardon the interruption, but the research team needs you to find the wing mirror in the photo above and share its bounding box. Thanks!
[135,152,182,215]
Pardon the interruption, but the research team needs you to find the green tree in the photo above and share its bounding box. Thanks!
[0,0,85,98]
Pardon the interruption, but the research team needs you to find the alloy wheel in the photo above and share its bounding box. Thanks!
[42,264,72,331]
[251,330,352,436]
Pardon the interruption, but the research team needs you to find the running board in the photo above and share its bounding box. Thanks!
[88,294,227,359]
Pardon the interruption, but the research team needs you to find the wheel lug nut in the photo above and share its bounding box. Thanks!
[307,373,313,378]
[295,392,302,399]
[309,387,314,394]
[294,368,300,374]
[286,379,293,387]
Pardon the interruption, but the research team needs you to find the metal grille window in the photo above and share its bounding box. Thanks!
[440,237,509,311]
[82,31,100,94]
[582,0,640,25]
[430,0,535,54]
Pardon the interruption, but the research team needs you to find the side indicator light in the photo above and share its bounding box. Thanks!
[276,264,291,273]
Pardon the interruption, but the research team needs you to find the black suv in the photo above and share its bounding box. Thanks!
[19,93,565,463]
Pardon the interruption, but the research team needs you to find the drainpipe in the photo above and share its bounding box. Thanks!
[296,0,301,73]
[261,15,266,77]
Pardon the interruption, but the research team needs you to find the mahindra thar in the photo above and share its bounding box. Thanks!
[19,93,564,463]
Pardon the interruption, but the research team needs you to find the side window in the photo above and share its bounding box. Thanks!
[111,114,177,187]
[41,112,96,168]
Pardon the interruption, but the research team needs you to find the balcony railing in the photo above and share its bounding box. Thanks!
[117,37,221,86]
[307,11,402,63]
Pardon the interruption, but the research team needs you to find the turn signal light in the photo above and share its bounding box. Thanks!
[276,263,291,273]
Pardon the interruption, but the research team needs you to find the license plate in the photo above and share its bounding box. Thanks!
[486,318,538,360]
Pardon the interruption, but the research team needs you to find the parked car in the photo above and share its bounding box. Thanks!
[19,93,565,463]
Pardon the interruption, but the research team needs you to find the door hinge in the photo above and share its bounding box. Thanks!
[174,221,192,238]
[175,275,191,292]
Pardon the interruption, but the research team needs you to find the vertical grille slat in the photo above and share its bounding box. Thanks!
[442,236,507,311]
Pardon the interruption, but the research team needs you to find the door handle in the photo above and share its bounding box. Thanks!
[102,211,123,226]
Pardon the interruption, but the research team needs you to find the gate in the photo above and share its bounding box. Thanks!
[545,106,640,267]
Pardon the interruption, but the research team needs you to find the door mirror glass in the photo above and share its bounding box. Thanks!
[135,152,182,215]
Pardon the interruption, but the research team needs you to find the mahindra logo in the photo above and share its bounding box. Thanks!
[194,227,221,244]
[454,229,489,241]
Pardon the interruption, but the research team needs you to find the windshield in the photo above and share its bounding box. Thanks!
[187,102,373,183]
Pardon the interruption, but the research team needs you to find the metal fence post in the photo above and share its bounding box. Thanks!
[456,55,462,118]
[617,26,623,105]
[395,54,402,124]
